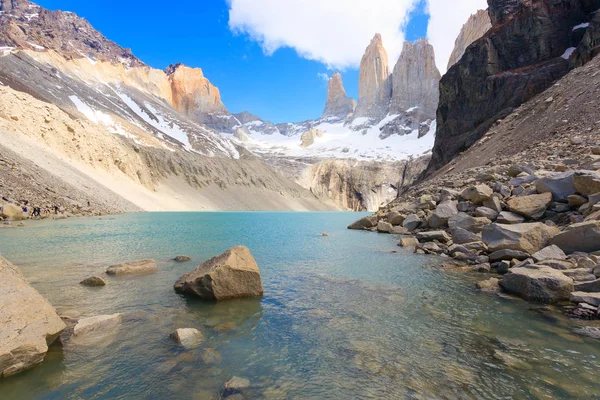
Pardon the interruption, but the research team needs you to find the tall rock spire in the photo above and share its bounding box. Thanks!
[390,38,441,118]
[447,9,492,70]
[353,33,392,119]
[321,72,356,120]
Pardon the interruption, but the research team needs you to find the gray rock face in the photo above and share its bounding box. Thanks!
[496,211,525,225]
[174,246,264,300]
[535,171,577,201]
[403,214,422,232]
[416,231,451,243]
[570,291,600,307]
[450,227,481,244]
[447,9,492,70]
[428,201,458,228]
[354,34,392,119]
[549,221,600,254]
[321,72,356,120]
[532,245,567,263]
[390,39,441,118]
[482,223,560,254]
[500,267,574,303]
[448,213,491,233]
[0,256,65,378]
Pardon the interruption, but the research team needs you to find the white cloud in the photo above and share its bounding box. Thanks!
[228,0,420,70]
[426,0,489,73]
[317,72,330,83]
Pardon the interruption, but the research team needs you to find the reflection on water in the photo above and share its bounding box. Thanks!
[0,212,599,399]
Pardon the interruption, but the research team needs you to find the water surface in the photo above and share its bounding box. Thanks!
[0,212,599,399]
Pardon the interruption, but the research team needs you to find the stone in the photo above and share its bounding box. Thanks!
[418,242,443,254]
[300,128,325,148]
[427,201,458,228]
[461,185,493,205]
[483,197,503,213]
[391,226,410,235]
[457,201,473,213]
[496,212,525,225]
[535,172,577,201]
[508,165,534,178]
[507,193,553,220]
[447,9,492,70]
[549,221,600,254]
[450,227,481,244]
[474,207,499,220]
[493,350,532,370]
[482,223,560,254]
[416,231,451,243]
[489,249,530,262]
[573,327,600,340]
[509,175,538,187]
[1,203,24,221]
[106,259,157,275]
[472,263,491,273]
[500,267,574,303]
[476,277,501,292]
[377,221,393,233]
[570,292,600,307]
[574,279,600,293]
[79,276,106,287]
[403,214,421,232]
[398,237,419,247]
[225,376,251,391]
[170,328,203,348]
[73,314,121,336]
[174,256,191,262]
[463,241,488,253]
[574,171,600,196]
[386,211,405,226]
[174,246,264,300]
[568,195,588,207]
[321,72,356,119]
[531,245,567,263]
[0,256,65,378]
[497,260,511,274]
[448,213,491,233]
[348,216,377,230]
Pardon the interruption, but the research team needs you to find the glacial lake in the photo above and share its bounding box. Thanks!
[0,212,599,399]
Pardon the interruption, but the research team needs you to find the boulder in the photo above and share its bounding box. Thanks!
[174,246,263,300]
[476,278,501,292]
[474,207,499,220]
[535,172,577,201]
[428,201,458,228]
[348,216,377,230]
[0,256,65,378]
[170,328,203,348]
[483,197,503,213]
[174,256,192,262]
[461,185,493,204]
[225,376,251,391]
[403,214,421,232]
[482,223,560,254]
[568,195,588,207]
[73,314,121,337]
[500,267,574,303]
[574,171,600,196]
[391,226,410,235]
[531,245,567,263]
[106,259,157,275]
[497,260,512,274]
[507,193,553,219]
[398,237,419,247]
[489,249,530,262]
[377,221,393,233]
[416,231,451,243]
[537,259,574,270]
[449,227,481,244]
[570,292,600,307]
[574,279,600,293]
[386,211,405,226]
[472,263,491,273]
[448,213,491,233]
[549,221,600,254]
[496,211,525,225]
[79,276,107,287]
[1,203,24,221]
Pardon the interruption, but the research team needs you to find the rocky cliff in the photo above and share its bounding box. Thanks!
[447,10,492,70]
[321,72,356,120]
[426,0,600,175]
[390,39,441,118]
[353,34,392,119]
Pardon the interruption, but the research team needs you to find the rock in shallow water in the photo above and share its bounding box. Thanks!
[174,246,263,300]
[79,276,106,287]
[500,267,573,303]
[170,328,203,348]
[73,314,121,336]
[106,259,157,275]
[174,256,191,262]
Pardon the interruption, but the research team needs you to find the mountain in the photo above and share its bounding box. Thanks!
[321,72,356,119]
[425,0,600,175]
[446,9,491,70]
[353,34,392,119]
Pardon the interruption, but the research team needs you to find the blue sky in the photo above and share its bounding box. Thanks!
[35,0,430,123]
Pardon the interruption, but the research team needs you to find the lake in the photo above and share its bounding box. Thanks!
[0,212,599,399]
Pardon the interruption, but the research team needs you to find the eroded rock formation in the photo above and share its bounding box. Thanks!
[321,72,356,119]
[447,9,492,70]
[353,34,392,119]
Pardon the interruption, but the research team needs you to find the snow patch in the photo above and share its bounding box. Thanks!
[25,41,45,51]
[406,106,419,113]
[573,22,590,31]
[561,47,576,60]
[69,95,114,126]
[0,47,14,56]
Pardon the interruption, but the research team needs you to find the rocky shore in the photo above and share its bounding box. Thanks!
[350,146,600,340]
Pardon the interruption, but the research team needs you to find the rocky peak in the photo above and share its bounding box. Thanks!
[0,0,27,12]
[233,111,261,124]
[353,33,392,119]
[487,0,526,25]
[166,63,228,117]
[321,72,356,120]
[447,9,492,70]
[390,38,441,118]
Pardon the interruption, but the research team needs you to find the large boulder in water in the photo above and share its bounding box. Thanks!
[174,246,263,300]
[482,223,560,254]
[0,256,65,378]
[348,216,377,230]
[500,267,574,303]
[106,259,157,275]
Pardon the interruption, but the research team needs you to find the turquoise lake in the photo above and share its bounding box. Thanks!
[0,212,599,399]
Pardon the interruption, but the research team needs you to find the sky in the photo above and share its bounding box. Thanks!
[34,0,487,123]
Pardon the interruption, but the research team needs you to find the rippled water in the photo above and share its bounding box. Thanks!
[1,212,599,399]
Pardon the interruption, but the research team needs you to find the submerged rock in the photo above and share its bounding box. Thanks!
[476,277,501,292]
[174,246,264,300]
[73,314,121,336]
[170,328,203,348]
[79,276,107,287]
[174,256,191,262]
[106,259,158,275]
[0,256,65,378]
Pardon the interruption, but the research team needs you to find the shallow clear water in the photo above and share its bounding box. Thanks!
[0,212,599,399]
